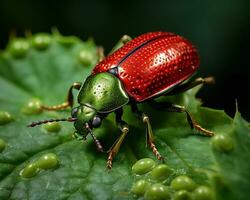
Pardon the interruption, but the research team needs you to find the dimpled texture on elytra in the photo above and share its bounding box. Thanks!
[93,32,199,102]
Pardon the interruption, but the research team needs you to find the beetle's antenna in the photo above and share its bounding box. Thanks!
[27,117,77,127]
[85,123,104,152]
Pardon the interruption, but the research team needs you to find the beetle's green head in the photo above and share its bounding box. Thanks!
[70,72,129,140]
[71,105,101,140]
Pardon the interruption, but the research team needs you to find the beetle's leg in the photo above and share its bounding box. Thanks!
[97,46,105,62]
[109,35,132,55]
[150,101,214,136]
[167,77,215,95]
[121,35,132,44]
[42,82,82,111]
[131,104,163,161]
[107,108,129,169]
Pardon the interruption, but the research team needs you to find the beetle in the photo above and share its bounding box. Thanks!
[28,32,214,169]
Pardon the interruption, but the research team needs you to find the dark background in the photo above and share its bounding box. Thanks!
[0,0,249,120]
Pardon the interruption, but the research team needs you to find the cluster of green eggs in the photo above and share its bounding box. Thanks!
[19,153,59,178]
[6,33,95,66]
[131,158,214,200]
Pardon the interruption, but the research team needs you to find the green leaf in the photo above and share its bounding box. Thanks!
[0,32,249,200]
[212,112,250,200]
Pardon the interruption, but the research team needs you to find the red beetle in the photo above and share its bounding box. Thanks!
[29,32,214,169]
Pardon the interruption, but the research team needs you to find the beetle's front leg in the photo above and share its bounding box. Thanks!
[150,101,214,136]
[131,104,163,161]
[107,108,129,169]
[42,82,81,111]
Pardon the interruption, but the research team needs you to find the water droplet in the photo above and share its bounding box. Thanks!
[9,38,30,58]
[21,98,42,115]
[212,134,234,153]
[32,33,51,50]
[132,158,156,175]
[0,111,13,125]
[43,122,61,133]
[0,138,6,152]
[35,153,59,169]
[20,163,40,178]
[171,175,196,191]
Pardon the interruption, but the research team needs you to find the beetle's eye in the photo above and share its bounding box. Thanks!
[71,107,78,118]
[92,116,102,128]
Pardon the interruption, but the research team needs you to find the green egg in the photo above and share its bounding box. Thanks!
[144,183,170,200]
[132,158,156,175]
[9,38,30,58]
[35,153,59,169]
[193,186,213,200]
[150,164,172,181]
[131,179,150,196]
[171,175,196,191]
[43,122,61,133]
[21,98,42,115]
[0,138,6,152]
[32,33,51,50]
[173,190,192,200]
[79,50,94,66]
[0,111,13,125]
[212,134,234,153]
[20,163,40,178]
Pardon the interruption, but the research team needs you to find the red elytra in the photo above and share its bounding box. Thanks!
[93,32,199,102]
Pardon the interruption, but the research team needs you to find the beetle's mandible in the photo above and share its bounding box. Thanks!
[28,32,215,169]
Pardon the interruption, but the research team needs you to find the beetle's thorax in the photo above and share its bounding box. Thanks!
[77,72,129,113]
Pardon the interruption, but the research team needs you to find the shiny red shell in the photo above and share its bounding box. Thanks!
[93,32,200,102]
